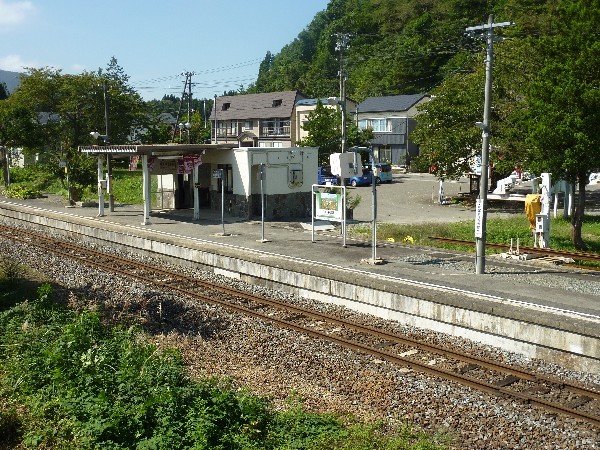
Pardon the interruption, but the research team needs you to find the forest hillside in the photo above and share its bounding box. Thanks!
[247,0,560,101]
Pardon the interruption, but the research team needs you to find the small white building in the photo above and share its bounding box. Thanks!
[80,144,318,221]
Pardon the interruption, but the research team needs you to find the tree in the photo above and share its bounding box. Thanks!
[97,57,147,145]
[410,62,484,180]
[297,101,339,164]
[297,100,372,165]
[0,82,8,101]
[520,0,600,249]
[0,99,39,185]
[4,61,146,200]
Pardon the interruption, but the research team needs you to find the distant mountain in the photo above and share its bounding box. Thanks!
[0,69,22,94]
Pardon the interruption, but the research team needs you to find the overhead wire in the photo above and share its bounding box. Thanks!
[130,59,263,99]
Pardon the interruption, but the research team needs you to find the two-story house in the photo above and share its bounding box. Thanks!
[356,94,430,167]
[210,91,306,147]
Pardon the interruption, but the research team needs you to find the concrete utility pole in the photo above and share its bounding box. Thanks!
[187,72,193,144]
[214,94,218,144]
[335,33,351,154]
[173,72,194,142]
[103,81,114,212]
[466,15,513,274]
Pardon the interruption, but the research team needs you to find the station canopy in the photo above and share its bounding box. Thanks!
[79,143,238,157]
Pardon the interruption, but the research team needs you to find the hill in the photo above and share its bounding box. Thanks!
[0,69,22,94]
[247,0,553,101]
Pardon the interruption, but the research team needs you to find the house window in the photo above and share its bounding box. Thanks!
[379,145,392,163]
[222,102,230,111]
[359,118,390,132]
[371,119,389,132]
[244,120,253,130]
[228,121,237,136]
[272,99,282,107]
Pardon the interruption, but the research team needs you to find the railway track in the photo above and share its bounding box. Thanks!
[428,236,600,265]
[2,224,599,428]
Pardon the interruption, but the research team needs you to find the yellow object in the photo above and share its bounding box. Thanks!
[525,194,541,230]
[387,237,395,243]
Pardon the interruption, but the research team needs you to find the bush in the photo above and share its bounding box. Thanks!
[0,256,24,284]
[1,184,42,199]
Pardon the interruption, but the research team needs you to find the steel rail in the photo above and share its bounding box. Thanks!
[1,224,598,427]
[429,236,600,263]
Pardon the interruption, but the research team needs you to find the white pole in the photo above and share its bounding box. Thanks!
[258,163,269,243]
[142,154,151,225]
[97,154,105,217]
[193,164,200,220]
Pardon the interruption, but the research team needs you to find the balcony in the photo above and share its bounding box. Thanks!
[261,126,290,137]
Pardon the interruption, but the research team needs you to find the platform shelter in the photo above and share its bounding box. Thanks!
[79,144,319,224]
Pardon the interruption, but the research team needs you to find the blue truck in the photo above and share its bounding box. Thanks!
[318,166,339,185]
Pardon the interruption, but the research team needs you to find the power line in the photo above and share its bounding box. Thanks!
[130,59,262,87]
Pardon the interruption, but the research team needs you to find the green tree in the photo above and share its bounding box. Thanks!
[96,57,147,146]
[410,61,483,180]
[520,0,600,249]
[297,100,372,165]
[0,82,8,100]
[297,101,340,164]
[4,61,146,200]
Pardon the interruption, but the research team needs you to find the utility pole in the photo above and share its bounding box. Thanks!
[187,72,192,143]
[466,15,513,275]
[214,94,218,144]
[173,72,194,142]
[335,33,351,154]
[103,80,114,212]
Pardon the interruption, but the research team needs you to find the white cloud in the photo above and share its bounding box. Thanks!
[0,54,36,71]
[70,64,87,73]
[0,0,36,27]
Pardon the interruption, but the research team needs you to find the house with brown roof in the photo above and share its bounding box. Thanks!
[356,94,430,167]
[210,91,307,147]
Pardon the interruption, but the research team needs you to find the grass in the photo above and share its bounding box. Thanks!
[349,214,600,256]
[110,168,147,204]
[5,165,155,205]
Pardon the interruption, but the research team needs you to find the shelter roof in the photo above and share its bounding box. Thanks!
[79,143,237,156]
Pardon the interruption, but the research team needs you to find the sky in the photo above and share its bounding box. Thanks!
[0,0,329,100]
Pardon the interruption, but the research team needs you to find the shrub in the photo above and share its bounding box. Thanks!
[1,184,42,199]
[0,256,24,284]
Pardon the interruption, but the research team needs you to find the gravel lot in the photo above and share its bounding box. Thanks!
[352,172,600,224]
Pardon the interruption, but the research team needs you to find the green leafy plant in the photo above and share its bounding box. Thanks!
[1,184,42,199]
[347,192,362,210]
[0,256,24,284]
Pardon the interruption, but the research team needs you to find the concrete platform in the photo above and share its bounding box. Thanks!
[0,195,598,373]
